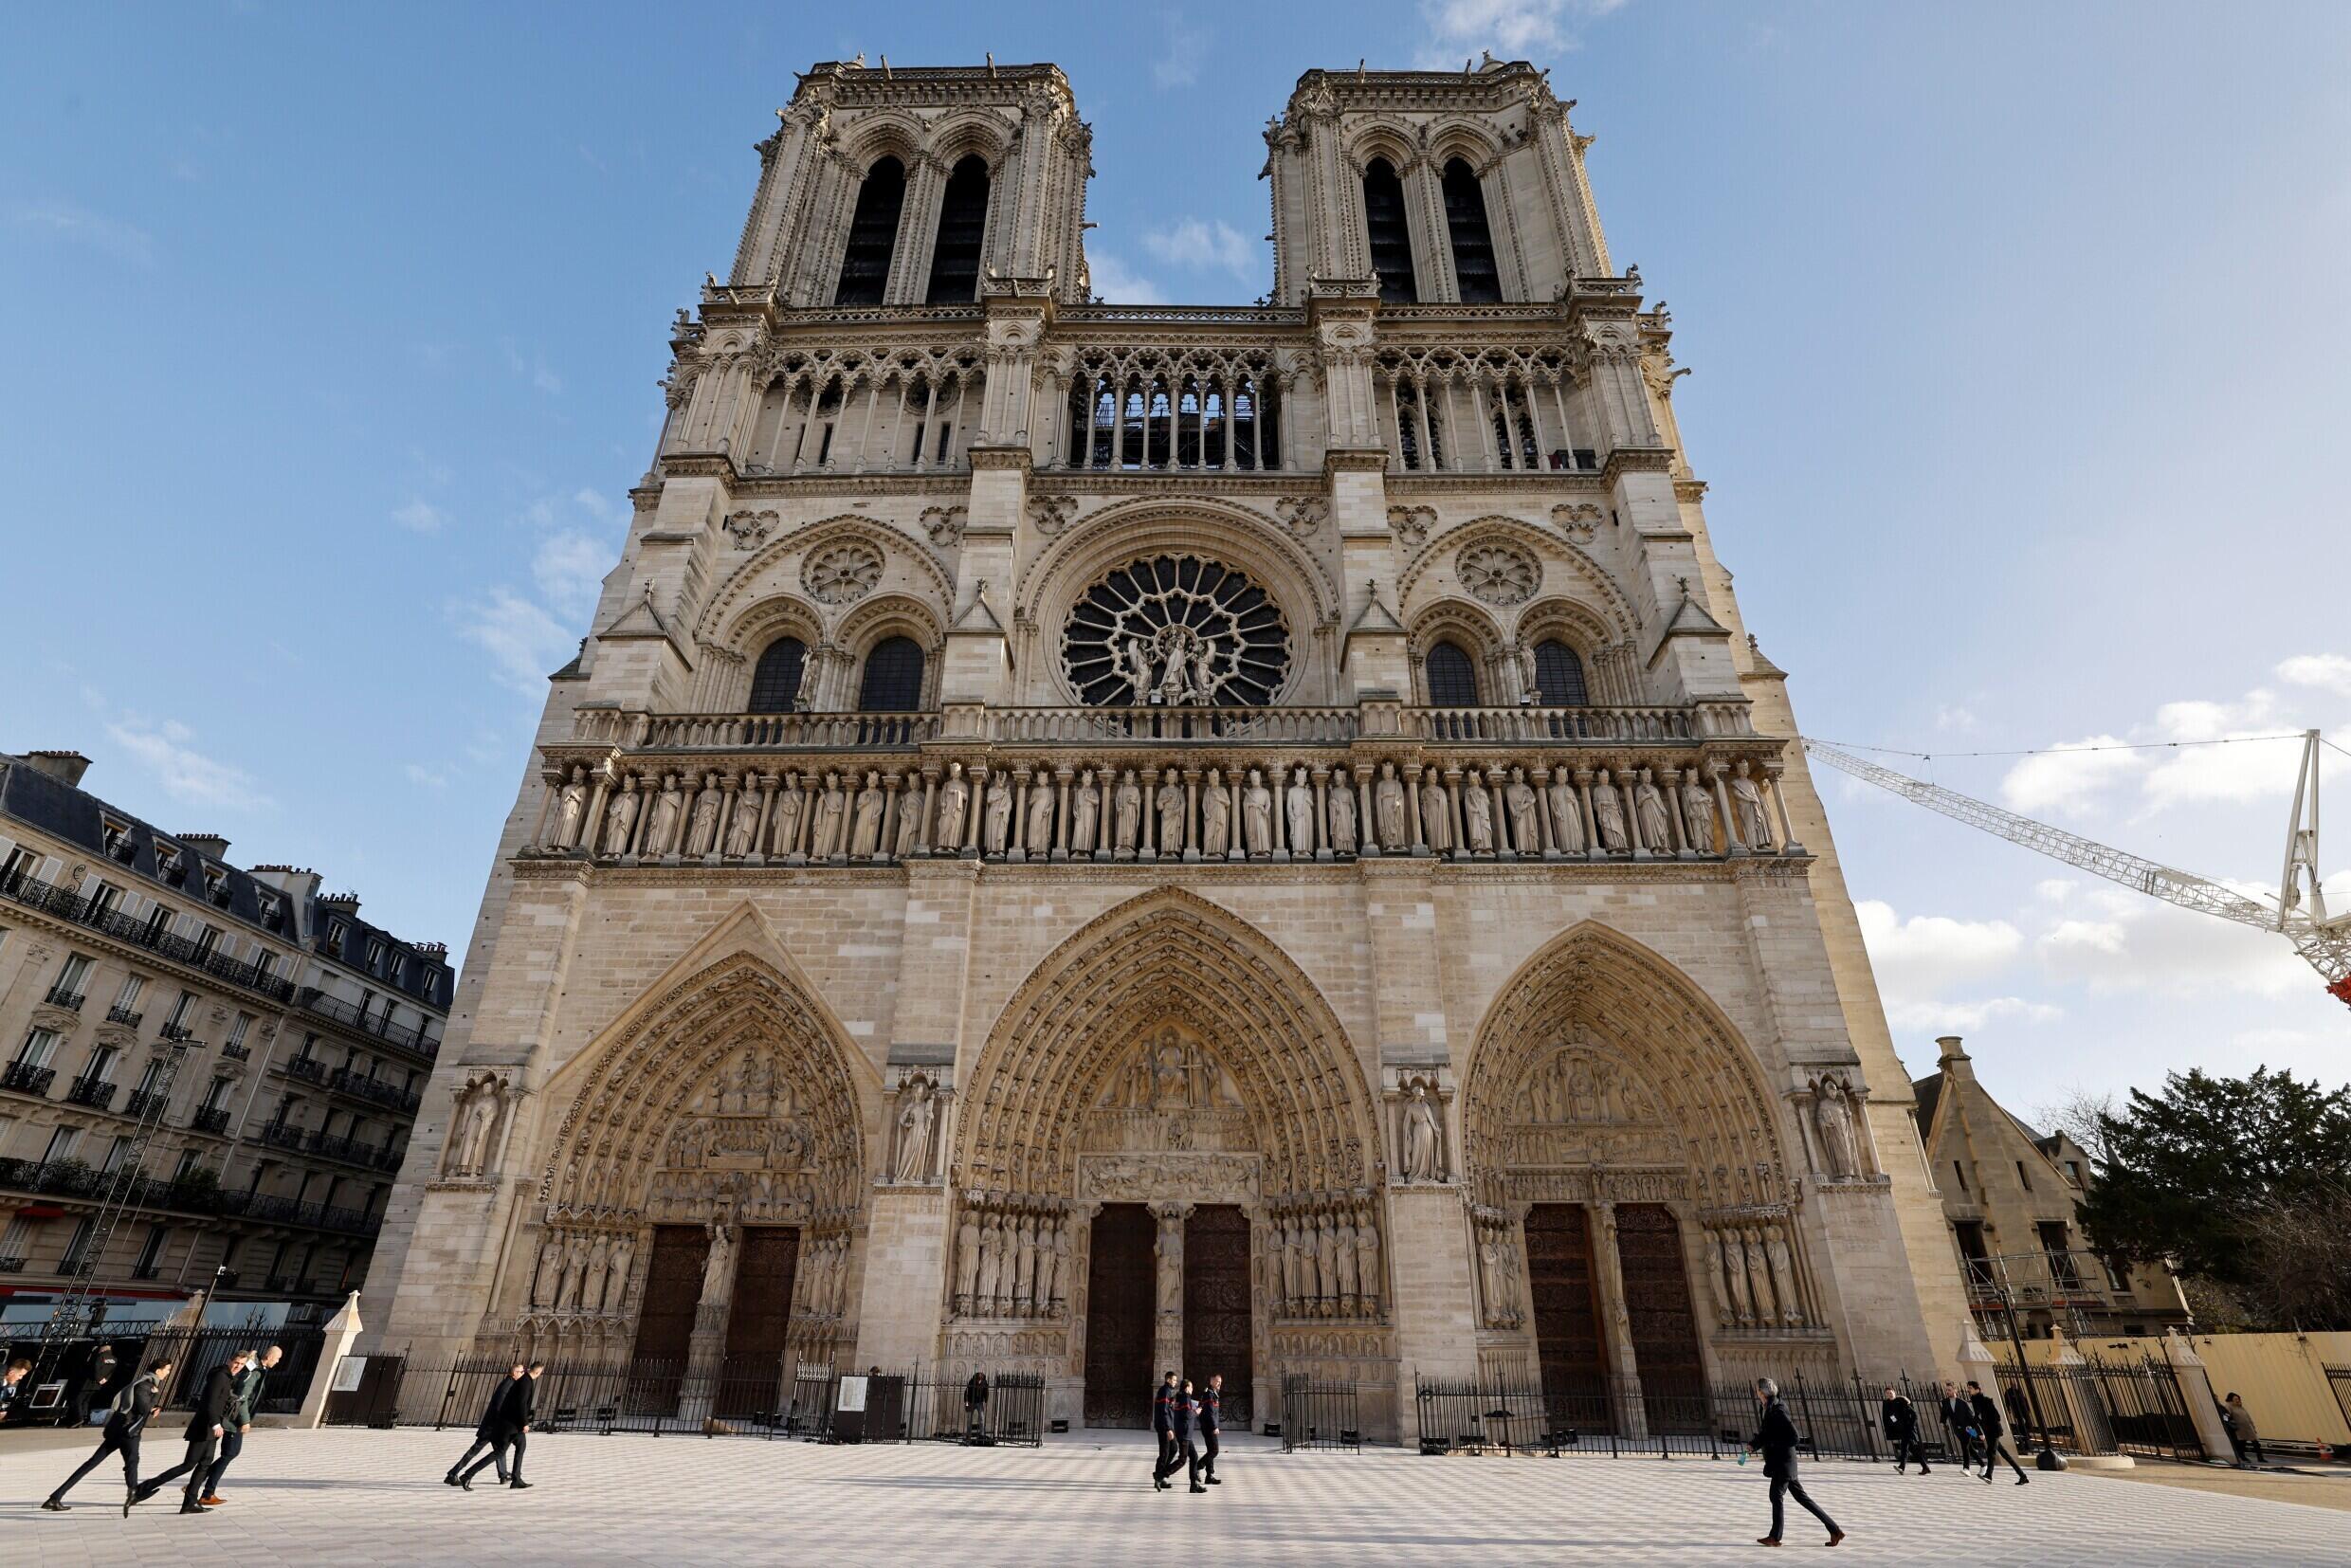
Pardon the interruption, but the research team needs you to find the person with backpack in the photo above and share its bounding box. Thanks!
[1881,1385,1931,1474]
[42,1358,172,1515]
[1746,1377,1844,1547]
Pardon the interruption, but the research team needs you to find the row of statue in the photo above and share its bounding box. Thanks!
[526,1228,635,1318]
[953,1197,1073,1320]
[538,754,1787,864]
[1702,1217,1809,1332]
[1474,1209,1528,1329]
[1269,1196,1384,1321]
[794,1230,856,1320]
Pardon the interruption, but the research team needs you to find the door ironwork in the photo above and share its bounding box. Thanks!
[1084,1202,1156,1428]
[717,1227,800,1418]
[628,1224,711,1414]
[1613,1203,1708,1431]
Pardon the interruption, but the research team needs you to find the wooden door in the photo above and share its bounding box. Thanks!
[718,1227,800,1418]
[1083,1203,1155,1429]
[1524,1203,1612,1430]
[1183,1204,1253,1431]
[1614,1203,1708,1431]
[628,1224,710,1413]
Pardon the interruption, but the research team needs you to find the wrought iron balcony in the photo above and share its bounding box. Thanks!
[0,1255,25,1272]
[106,1005,143,1028]
[218,1041,250,1063]
[257,1119,304,1150]
[0,871,297,1005]
[191,1105,231,1136]
[294,988,436,1059]
[327,1066,421,1115]
[44,985,86,1011]
[56,1256,100,1278]
[64,1075,118,1110]
[159,1022,195,1042]
[124,1088,161,1119]
[281,1054,324,1084]
[2,1061,57,1097]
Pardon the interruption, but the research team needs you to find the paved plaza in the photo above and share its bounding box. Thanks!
[5,1428,2349,1566]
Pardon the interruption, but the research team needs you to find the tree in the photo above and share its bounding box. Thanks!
[2076,1066,2351,1327]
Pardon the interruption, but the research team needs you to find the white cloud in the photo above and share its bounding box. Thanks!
[1998,736,2144,814]
[1855,899,2025,997]
[392,498,447,534]
[1933,703,1981,734]
[106,718,275,811]
[1152,18,1206,88]
[2033,892,2310,1001]
[532,531,610,619]
[404,762,451,789]
[449,589,574,696]
[1883,994,2063,1034]
[501,340,563,395]
[1084,251,1166,304]
[1417,0,1623,64]
[2277,652,2351,698]
[1143,218,1260,283]
[572,486,618,522]
[10,201,155,267]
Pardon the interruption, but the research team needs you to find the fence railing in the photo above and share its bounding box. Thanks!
[0,1326,329,1422]
[1989,1356,2205,1464]
[1280,1375,1362,1452]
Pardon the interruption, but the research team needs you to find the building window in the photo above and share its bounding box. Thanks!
[328,919,349,954]
[56,952,94,999]
[42,1124,82,1165]
[134,1059,166,1098]
[84,1044,120,1083]
[0,1213,34,1265]
[132,1224,169,1277]
[2015,1159,2032,1192]
[857,636,926,713]
[193,925,222,961]
[2039,1221,2081,1291]
[85,883,123,921]
[925,155,990,303]
[2,846,40,888]
[173,1147,202,1180]
[1362,157,1417,303]
[101,1135,133,1174]
[17,1028,62,1069]
[1532,641,1589,705]
[254,950,277,983]
[101,818,133,861]
[365,937,388,970]
[748,637,808,714]
[154,844,183,884]
[143,904,171,942]
[164,991,195,1031]
[1442,157,1502,302]
[202,1075,231,1112]
[833,155,906,306]
[1952,1160,1968,1193]
[113,974,146,1012]
[228,1013,252,1049]
[1425,641,1481,707]
[59,1218,96,1273]
[2066,1159,2084,1186]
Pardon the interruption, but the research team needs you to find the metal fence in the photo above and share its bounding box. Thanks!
[1412,1370,1965,1462]
[0,1326,326,1425]
[1989,1357,2204,1463]
[2328,1365,2351,1446]
[1279,1375,1362,1452]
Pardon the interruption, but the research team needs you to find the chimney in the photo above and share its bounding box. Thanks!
[250,865,323,905]
[319,892,362,921]
[24,751,92,788]
[180,833,231,862]
[1937,1035,1973,1076]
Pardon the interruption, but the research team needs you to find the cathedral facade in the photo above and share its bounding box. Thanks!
[364,59,1970,1441]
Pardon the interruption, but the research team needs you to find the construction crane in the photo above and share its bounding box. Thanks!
[1803,731,2351,1009]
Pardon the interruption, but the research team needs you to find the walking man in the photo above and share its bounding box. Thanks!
[458,1359,541,1489]
[1168,1377,1207,1494]
[43,1358,171,1515]
[68,1342,118,1429]
[1747,1377,1844,1547]
[136,1352,238,1513]
[1198,1373,1224,1486]
[1938,1380,1980,1472]
[2223,1393,2266,1467]
[446,1364,525,1487]
[198,1343,280,1504]
[1150,1371,1179,1490]
[1880,1384,1930,1475]
[1967,1380,2029,1485]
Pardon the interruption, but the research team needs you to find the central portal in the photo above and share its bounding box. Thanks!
[1525,1203,1612,1430]
[1182,1204,1253,1430]
[1083,1202,1156,1427]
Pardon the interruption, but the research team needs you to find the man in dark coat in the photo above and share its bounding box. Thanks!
[447,1363,526,1487]
[1149,1371,1179,1490]
[135,1355,237,1513]
[44,1358,172,1514]
[1880,1385,1930,1474]
[201,1343,280,1504]
[1968,1380,2029,1484]
[459,1359,542,1489]
[1747,1377,1843,1547]
[1938,1380,1980,1471]
[962,1371,990,1442]
[1198,1373,1224,1486]
[67,1342,118,1428]
[1166,1378,1207,1493]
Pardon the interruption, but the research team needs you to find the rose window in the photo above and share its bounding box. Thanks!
[1060,555,1289,706]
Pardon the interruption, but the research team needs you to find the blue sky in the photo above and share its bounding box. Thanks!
[4,2,2345,1117]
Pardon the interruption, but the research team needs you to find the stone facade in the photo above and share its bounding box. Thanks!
[364,58,1971,1440]
[0,751,449,1319]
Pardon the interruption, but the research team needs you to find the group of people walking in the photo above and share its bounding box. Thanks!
[1148,1371,1226,1493]
[42,1345,282,1516]
[444,1360,543,1490]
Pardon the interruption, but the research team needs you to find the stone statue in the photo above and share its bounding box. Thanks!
[851,772,885,856]
[1242,769,1274,855]
[1401,1085,1443,1181]
[1046,1216,1069,1308]
[1285,767,1314,853]
[604,1234,634,1314]
[1015,1213,1040,1311]
[1317,1215,1341,1307]
[770,773,805,856]
[1634,768,1671,850]
[1333,1215,1359,1303]
[1123,635,1156,702]
[1352,1220,1380,1311]
[1375,761,1408,850]
[1419,775,1453,852]
[701,1217,737,1304]
[553,767,588,848]
[894,1081,936,1182]
[1731,760,1773,850]
[447,1076,497,1177]
[1478,1236,1505,1322]
[1682,775,1717,854]
[647,774,684,855]
[1025,771,1056,851]
[1280,1220,1304,1306]
[1546,775,1583,852]
[894,770,925,856]
[1703,1228,1733,1328]
[812,771,847,858]
[1462,772,1495,853]
[982,771,1013,854]
[557,1233,588,1311]
[1327,775,1358,854]
[1503,767,1540,853]
[601,777,640,855]
[1156,769,1185,853]
[956,1207,981,1304]
[1200,769,1230,857]
[1741,1226,1776,1327]
[582,1233,611,1312]
[1070,769,1100,853]
[1190,642,1223,704]
[935,761,970,849]
[1592,770,1629,852]
[975,1213,1002,1308]
[1814,1085,1859,1178]
[529,1236,558,1308]
[1113,770,1142,851]
[725,784,760,857]
[686,773,722,856]
[1515,642,1540,700]
[1764,1226,1801,1326]
[1720,1229,1753,1324]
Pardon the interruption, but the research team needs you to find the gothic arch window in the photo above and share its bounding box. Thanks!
[1363,158,1418,304]
[834,155,906,307]
[1426,640,1481,706]
[857,635,926,712]
[925,155,990,303]
[1442,158,1502,303]
[1533,639,1589,705]
[747,636,808,714]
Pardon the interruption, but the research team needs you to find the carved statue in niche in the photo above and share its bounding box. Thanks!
[893,770,926,857]
[1375,761,1408,850]
[1504,767,1539,853]
[976,1213,1003,1307]
[1354,1216,1380,1306]
[1327,774,1357,854]
[812,771,847,859]
[1114,770,1142,852]
[529,1235,560,1308]
[1199,769,1230,857]
[1478,1232,1507,1321]
[1242,769,1274,855]
[603,1233,634,1314]
[1731,759,1774,849]
[1157,769,1185,854]
[982,770,1013,854]
[582,1233,611,1312]
[1070,768,1101,854]
[557,1232,589,1310]
[1741,1226,1775,1327]
[1462,771,1495,853]
[1420,774,1452,852]
[956,1206,981,1304]
[894,1078,938,1183]
[687,773,723,856]
[1683,774,1717,854]
[1592,770,1628,852]
[1025,770,1055,851]
[1634,768,1672,849]
[600,777,640,855]
[1285,767,1314,852]
[725,784,760,858]
[1400,1084,1444,1181]
[935,761,970,848]
[770,772,805,855]
[851,772,886,857]
[1765,1226,1800,1326]
[1813,1080,1860,1178]
[1719,1229,1753,1324]
[1546,772,1584,852]
[647,774,684,855]
[1702,1229,1733,1328]
[444,1072,505,1180]
[554,766,588,848]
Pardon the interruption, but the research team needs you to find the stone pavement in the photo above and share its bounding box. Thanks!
[5,1427,2347,1566]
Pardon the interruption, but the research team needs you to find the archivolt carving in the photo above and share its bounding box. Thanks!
[1013,495,1340,633]
[954,888,1376,1201]
[1460,923,1788,1212]
[699,513,954,644]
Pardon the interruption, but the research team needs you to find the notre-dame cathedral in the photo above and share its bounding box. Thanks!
[363,58,1969,1441]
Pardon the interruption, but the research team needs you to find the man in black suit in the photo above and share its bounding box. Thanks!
[1198,1373,1224,1486]
[459,1359,542,1489]
[1967,1379,2029,1485]
[1938,1380,1980,1471]
[446,1364,526,1487]
[1880,1385,1930,1474]
[1149,1371,1179,1491]
[1747,1377,1843,1547]
[1167,1378,1207,1494]
[135,1354,238,1514]
[44,1358,171,1515]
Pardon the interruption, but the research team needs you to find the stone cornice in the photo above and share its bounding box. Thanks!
[517,853,1803,888]
[1600,447,1677,484]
